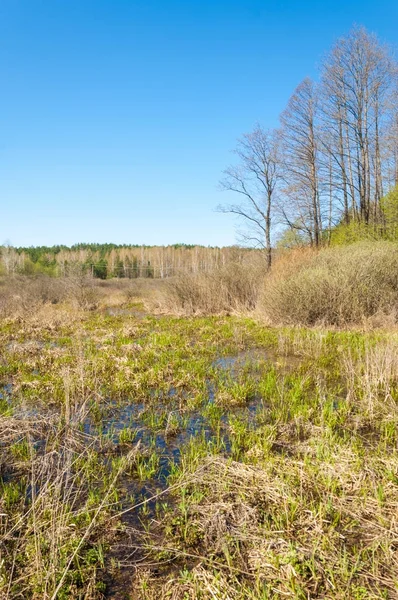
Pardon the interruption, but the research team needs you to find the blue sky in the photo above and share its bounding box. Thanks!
[1,0,397,247]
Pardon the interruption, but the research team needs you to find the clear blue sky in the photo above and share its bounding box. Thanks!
[1,0,397,247]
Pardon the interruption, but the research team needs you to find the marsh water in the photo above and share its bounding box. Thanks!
[94,349,281,597]
[2,337,301,599]
[83,348,300,526]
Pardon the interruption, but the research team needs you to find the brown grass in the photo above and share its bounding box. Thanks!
[151,263,264,315]
[136,451,398,599]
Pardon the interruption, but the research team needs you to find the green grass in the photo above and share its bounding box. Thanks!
[1,303,398,598]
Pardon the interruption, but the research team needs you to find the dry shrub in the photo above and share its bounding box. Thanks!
[0,276,67,318]
[0,274,103,319]
[153,263,265,315]
[62,274,100,310]
[125,278,168,303]
[260,242,398,326]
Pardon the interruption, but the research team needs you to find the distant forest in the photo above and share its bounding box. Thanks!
[0,243,259,278]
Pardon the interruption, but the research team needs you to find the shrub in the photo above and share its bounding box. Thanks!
[0,276,67,317]
[330,221,382,245]
[63,274,100,309]
[154,263,264,315]
[260,242,398,326]
[381,184,398,240]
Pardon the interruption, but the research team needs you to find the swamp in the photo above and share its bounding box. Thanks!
[1,282,398,599]
[3,8,398,599]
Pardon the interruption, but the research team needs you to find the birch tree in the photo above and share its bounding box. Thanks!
[219,125,281,269]
[320,26,396,225]
[280,78,323,246]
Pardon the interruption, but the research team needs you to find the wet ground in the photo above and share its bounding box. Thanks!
[1,334,301,599]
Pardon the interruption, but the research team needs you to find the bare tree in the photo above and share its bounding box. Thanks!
[320,26,397,226]
[1,243,20,275]
[219,125,281,270]
[280,78,323,246]
[385,96,398,190]
[221,26,398,250]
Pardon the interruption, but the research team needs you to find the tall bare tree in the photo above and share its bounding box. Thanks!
[320,26,397,225]
[221,26,398,250]
[280,77,323,246]
[219,125,281,269]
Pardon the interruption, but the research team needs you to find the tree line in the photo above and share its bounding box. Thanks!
[0,244,260,278]
[219,26,398,268]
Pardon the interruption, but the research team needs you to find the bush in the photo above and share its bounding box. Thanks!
[260,242,398,326]
[381,185,398,240]
[0,276,67,317]
[155,263,264,315]
[63,274,100,309]
[330,221,382,245]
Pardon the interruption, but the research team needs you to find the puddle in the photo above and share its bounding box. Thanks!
[7,340,61,353]
[213,348,301,374]
[97,386,268,599]
[91,347,302,578]
[83,349,301,532]
[89,393,264,519]
[0,383,12,400]
[212,349,265,371]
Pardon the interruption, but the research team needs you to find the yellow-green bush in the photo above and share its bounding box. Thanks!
[260,242,398,325]
[330,221,382,245]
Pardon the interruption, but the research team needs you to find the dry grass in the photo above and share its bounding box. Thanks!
[132,335,398,599]
[0,375,141,599]
[151,263,264,315]
[135,450,398,599]
[0,274,100,318]
[0,276,67,318]
[2,261,398,598]
[0,274,141,322]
